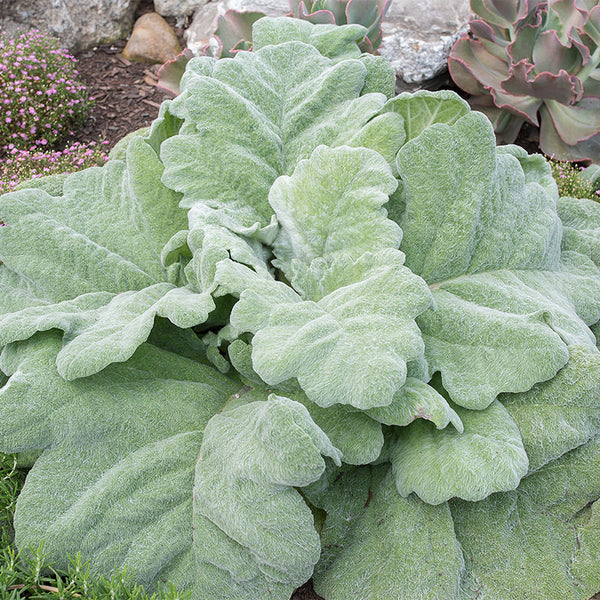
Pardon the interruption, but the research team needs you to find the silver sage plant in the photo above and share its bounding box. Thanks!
[1,17,600,600]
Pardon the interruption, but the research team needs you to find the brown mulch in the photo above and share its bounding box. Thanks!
[71,39,174,150]
[70,0,183,151]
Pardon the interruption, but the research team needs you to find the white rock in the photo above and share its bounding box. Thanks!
[153,0,203,18]
[0,0,139,51]
[379,0,472,84]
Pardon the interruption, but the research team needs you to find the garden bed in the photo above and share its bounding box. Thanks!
[1,4,600,600]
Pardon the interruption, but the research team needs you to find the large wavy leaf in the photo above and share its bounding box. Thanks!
[217,249,431,410]
[501,344,600,472]
[391,400,528,504]
[251,18,396,98]
[252,17,366,62]
[0,334,236,575]
[306,436,600,600]
[269,145,400,280]
[381,90,471,144]
[452,435,600,600]
[0,122,217,377]
[160,41,404,231]
[289,388,385,465]
[208,144,431,410]
[0,335,341,599]
[364,377,463,431]
[193,394,340,598]
[395,111,600,408]
[306,465,465,600]
[559,195,600,268]
[0,137,186,299]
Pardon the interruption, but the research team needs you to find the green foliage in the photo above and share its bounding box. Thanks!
[0,141,109,196]
[0,29,92,152]
[0,453,24,541]
[0,538,192,599]
[550,159,600,202]
[1,17,600,600]
[448,0,600,162]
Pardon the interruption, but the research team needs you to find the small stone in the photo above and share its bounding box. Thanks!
[122,12,182,64]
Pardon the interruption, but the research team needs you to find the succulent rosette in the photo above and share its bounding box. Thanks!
[207,0,390,57]
[158,0,390,94]
[2,17,600,600]
[449,0,600,162]
[288,0,391,51]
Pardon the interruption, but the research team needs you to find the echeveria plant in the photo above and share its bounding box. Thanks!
[207,10,266,58]
[201,0,389,59]
[2,17,600,600]
[288,0,391,51]
[448,0,600,162]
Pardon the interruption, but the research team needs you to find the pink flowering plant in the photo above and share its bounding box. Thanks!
[549,158,600,202]
[0,29,92,153]
[0,141,108,195]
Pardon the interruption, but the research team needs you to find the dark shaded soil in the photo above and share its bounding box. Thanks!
[71,0,184,151]
[72,40,173,150]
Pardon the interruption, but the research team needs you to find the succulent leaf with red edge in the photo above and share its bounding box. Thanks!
[448,0,600,161]
[157,48,194,95]
[288,0,391,51]
[207,10,266,58]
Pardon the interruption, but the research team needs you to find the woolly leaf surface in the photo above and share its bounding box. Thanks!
[393,112,600,408]
[501,345,600,472]
[381,90,470,143]
[365,377,463,431]
[270,145,400,279]
[290,389,384,465]
[559,195,600,268]
[0,127,203,376]
[193,395,340,596]
[1,332,237,589]
[452,436,600,600]
[252,17,366,62]
[160,41,403,230]
[2,335,337,599]
[221,251,431,409]
[54,284,214,380]
[391,400,528,504]
[307,465,464,600]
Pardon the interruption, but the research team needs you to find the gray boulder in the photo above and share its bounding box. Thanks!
[379,0,471,85]
[0,0,140,51]
[153,0,201,18]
